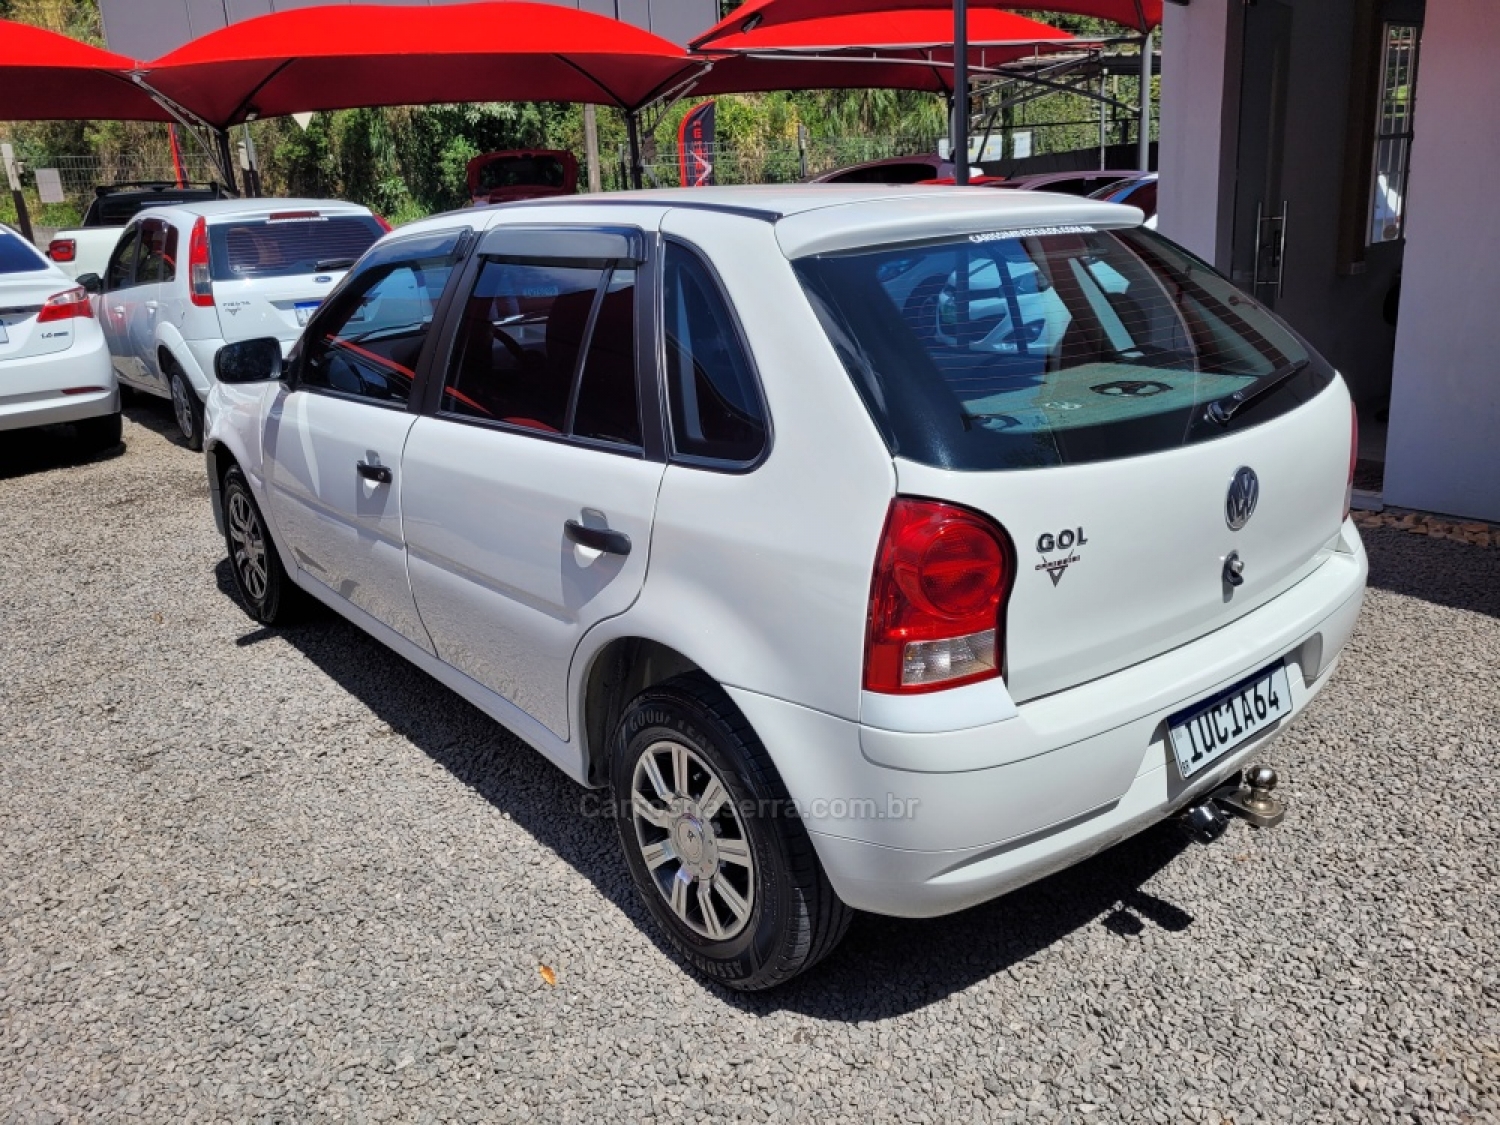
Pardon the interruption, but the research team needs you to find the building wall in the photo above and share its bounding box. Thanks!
[1156,0,1238,268]
[99,0,718,57]
[1383,0,1500,521]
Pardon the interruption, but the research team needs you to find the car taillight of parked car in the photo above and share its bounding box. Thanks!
[864,497,1015,694]
[188,216,214,308]
[36,286,94,323]
[47,238,77,263]
[1345,402,1359,521]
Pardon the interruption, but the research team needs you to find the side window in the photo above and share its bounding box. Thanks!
[442,258,640,447]
[662,243,766,463]
[136,219,176,285]
[104,225,142,291]
[299,247,456,406]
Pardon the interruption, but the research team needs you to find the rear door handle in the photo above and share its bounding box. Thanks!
[564,519,631,557]
[357,461,392,484]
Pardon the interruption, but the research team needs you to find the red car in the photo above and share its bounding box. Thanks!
[466,150,579,206]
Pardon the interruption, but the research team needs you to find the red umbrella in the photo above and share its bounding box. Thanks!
[703,7,1078,52]
[690,9,1080,96]
[689,8,1080,96]
[143,2,702,127]
[694,0,1162,48]
[0,20,171,121]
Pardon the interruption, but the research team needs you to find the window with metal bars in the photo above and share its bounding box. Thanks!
[1369,23,1420,245]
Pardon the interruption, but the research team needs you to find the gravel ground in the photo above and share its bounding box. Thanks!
[2,404,1498,1124]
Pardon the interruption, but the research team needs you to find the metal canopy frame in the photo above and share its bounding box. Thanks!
[639,34,1153,181]
[128,74,242,194]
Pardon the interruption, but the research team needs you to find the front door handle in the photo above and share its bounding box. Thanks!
[357,461,392,484]
[565,519,631,557]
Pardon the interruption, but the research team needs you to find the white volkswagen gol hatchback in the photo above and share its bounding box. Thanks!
[203,187,1366,989]
[0,223,119,451]
[83,199,386,450]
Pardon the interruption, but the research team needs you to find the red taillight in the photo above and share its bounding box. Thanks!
[373,213,393,233]
[864,497,1014,694]
[36,286,94,323]
[1345,403,1359,520]
[47,238,76,263]
[188,216,214,308]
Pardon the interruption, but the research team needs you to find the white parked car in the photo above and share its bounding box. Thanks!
[82,198,387,450]
[203,187,1367,989]
[0,222,119,451]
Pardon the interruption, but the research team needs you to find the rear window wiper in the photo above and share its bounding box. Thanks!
[1204,358,1310,425]
[314,257,357,271]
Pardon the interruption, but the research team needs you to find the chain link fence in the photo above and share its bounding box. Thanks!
[601,118,1144,190]
[47,152,223,198]
[2,151,223,242]
[603,133,940,190]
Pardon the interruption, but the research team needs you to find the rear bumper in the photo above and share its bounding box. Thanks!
[726,522,1367,918]
[0,338,118,432]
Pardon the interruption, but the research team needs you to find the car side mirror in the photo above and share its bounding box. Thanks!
[215,337,283,384]
[76,272,103,294]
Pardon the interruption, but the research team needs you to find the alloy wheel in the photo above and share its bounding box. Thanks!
[226,488,269,602]
[171,374,195,439]
[630,739,756,941]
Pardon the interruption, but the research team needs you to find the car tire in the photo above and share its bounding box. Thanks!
[76,411,122,454]
[169,365,205,451]
[221,464,301,625]
[611,673,852,990]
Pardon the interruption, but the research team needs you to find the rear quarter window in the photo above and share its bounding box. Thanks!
[209,214,383,281]
[794,226,1334,470]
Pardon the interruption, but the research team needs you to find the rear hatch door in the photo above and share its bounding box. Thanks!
[790,216,1353,703]
[894,378,1351,701]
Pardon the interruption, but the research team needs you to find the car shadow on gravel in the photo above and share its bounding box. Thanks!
[1362,525,1500,619]
[212,558,1199,1017]
[0,423,125,480]
[123,396,195,449]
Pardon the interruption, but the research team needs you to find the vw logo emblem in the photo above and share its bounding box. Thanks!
[1226,467,1260,530]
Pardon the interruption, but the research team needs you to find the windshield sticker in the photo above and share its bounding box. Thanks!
[968,225,1096,243]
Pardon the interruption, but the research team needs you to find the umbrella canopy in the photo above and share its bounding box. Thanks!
[144,2,702,127]
[694,0,1162,49]
[688,8,1079,96]
[703,7,1077,52]
[0,20,172,121]
[690,10,1078,96]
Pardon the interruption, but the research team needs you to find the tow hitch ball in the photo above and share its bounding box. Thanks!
[1180,764,1287,844]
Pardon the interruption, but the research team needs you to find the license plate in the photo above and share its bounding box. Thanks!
[295,301,321,327]
[1168,663,1292,778]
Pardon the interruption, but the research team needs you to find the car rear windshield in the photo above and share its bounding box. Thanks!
[209,214,383,281]
[793,226,1334,471]
[475,155,570,192]
[0,229,49,274]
